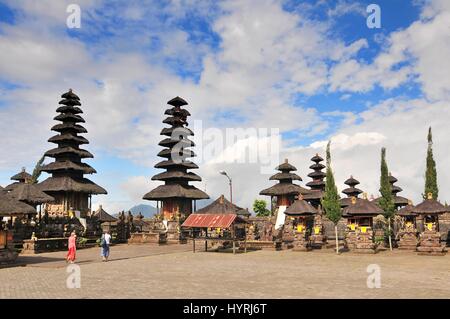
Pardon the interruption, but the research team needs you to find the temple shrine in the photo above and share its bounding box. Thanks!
[396,201,418,250]
[283,195,318,251]
[143,96,209,243]
[342,193,384,253]
[38,89,107,218]
[0,193,36,263]
[413,193,447,255]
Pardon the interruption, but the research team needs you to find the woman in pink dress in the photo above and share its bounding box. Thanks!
[66,231,77,263]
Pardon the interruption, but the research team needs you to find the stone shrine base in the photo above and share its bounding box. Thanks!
[0,249,18,264]
[241,240,281,251]
[128,232,167,245]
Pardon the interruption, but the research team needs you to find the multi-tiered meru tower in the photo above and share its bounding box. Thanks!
[38,89,107,217]
[143,97,209,241]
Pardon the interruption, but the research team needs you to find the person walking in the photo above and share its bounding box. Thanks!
[66,231,77,263]
[100,230,111,262]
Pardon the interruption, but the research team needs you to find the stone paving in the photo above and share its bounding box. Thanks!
[1,244,449,299]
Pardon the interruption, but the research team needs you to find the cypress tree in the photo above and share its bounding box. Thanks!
[424,127,438,199]
[321,141,342,254]
[378,147,395,250]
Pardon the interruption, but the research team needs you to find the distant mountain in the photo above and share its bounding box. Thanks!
[128,204,158,218]
[124,198,220,218]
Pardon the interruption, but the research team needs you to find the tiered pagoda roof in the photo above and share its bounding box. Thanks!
[4,168,32,191]
[374,173,410,208]
[143,97,209,201]
[340,176,363,207]
[38,90,107,195]
[303,154,326,201]
[260,159,310,197]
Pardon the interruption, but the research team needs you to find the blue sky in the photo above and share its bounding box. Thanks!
[0,0,449,212]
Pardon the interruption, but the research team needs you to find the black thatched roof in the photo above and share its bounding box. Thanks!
[144,96,208,201]
[269,172,302,181]
[39,89,106,195]
[11,168,32,182]
[92,205,117,223]
[341,175,363,200]
[343,197,384,217]
[154,160,198,169]
[284,197,317,216]
[260,159,311,197]
[412,198,447,215]
[344,176,360,187]
[4,182,21,191]
[303,189,324,201]
[0,193,36,216]
[143,184,209,200]
[397,203,416,217]
[7,183,54,205]
[195,195,246,216]
[167,96,188,107]
[151,171,201,182]
[260,183,310,196]
[39,176,107,194]
[275,160,297,172]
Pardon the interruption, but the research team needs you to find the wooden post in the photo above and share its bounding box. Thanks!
[193,229,196,253]
[244,236,247,253]
[205,228,208,252]
[232,225,236,254]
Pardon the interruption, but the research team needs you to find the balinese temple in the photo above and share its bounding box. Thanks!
[38,89,107,218]
[343,194,384,227]
[412,193,447,255]
[396,200,418,250]
[4,168,32,191]
[374,173,409,209]
[283,195,318,250]
[340,176,363,208]
[196,194,250,218]
[303,154,326,207]
[342,193,383,253]
[260,159,310,211]
[143,97,209,240]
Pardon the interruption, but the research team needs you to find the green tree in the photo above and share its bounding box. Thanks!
[253,199,271,217]
[30,155,45,184]
[321,141,342,254]
[378,147,395,251]
[424,127,438,199]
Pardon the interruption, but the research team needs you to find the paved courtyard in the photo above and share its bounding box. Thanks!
[1,244,449,299]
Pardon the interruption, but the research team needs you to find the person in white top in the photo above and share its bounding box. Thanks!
[101,230,112,262]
